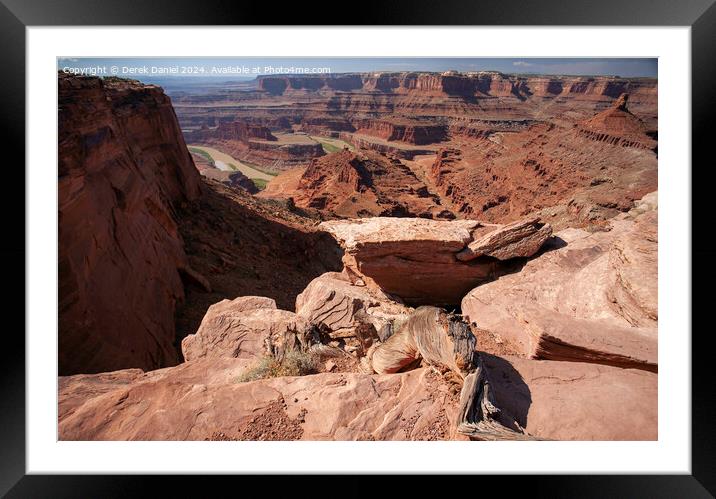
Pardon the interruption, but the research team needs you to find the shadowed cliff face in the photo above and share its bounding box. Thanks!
[58,73,344,375]
[173,180,344,352]
[58,73,202,375]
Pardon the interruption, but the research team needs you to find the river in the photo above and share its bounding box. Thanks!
[188,145,275,181]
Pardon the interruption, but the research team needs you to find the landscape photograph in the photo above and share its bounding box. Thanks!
[57,57,658,441]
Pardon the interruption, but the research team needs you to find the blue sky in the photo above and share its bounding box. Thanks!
[57,57,657,81]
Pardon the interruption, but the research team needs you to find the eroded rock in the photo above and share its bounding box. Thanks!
[181,296,317,361]
[295,272,411,348]
[462,192,657,371]
[320,216,552,306]
[456,217,553,261]
[58,360,466,441]
[58,73,201,375]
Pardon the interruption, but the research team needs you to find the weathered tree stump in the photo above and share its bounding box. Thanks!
[456,356,541,440]
[365,305,538,440]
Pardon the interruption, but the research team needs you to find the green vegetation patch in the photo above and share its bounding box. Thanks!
[319,141,341,154]
[251,178,269,190]
[241,160,279,177]
[236,350,319,382]
[188,147,215,166]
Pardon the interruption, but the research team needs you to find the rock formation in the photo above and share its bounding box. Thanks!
[295,271,411,351]
[59,361,469,441]
[260,149,452,219]
[462,192,657,371]
[456,217,553,261]
[58,73,202,375]
[338,132,437,160]
[427,122,657,228]
[319,216,552,306]
[181,295,319,362]
[59,303,656,441]
[352,118,447,145]
[185,123,325,172]
[187,120,277,142]
[173,72,657,227]
[223,139,325,172]
[250,72,657,106]
[199,168,259,194]
[577,93,657,150]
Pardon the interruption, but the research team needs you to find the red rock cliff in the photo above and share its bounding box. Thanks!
[352,118,447,145]
[58,73,201,375]
[255,72,657,103]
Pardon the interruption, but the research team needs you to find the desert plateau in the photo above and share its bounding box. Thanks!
[58,59,658,441]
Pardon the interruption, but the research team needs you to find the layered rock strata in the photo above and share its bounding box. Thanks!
[295,271,411,351]
[461,192,658,371]
[261,149,452,219]
[58,73,201,374]
[576,93,657,150]
[319,216,552,306]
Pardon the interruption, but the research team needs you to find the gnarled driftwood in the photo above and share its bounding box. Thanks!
[364,305,539,440]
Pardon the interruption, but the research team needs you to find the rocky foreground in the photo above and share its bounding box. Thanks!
[60,192,657,441]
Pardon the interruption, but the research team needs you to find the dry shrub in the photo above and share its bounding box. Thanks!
[236,349,319,382]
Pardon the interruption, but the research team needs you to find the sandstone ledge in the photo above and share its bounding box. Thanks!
[320,216,552,306]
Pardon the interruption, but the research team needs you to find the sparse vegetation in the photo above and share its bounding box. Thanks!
[319,141,341,154]
[236,349,319,382]
[310,135,354,154]
[188,147,215,166]
[251,178,269,190]
[240,159,279,177]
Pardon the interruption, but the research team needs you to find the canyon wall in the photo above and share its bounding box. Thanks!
[185,120,276,143]
[255,72,657,104]
[58,73,201,375]
[352,118,447,145]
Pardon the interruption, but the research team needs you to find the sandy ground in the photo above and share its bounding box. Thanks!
[188,145,275,181]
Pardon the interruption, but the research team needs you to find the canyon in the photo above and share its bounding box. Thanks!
[58,70,658,441]
[173,72,656,228]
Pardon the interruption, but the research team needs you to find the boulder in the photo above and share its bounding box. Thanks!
[320,216,552,306]
[462,194,657,371]
[295,272,411,346]
[456,217,553,261]
[181,296,316,361]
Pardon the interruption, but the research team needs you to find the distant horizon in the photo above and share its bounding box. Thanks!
[57,57,658,84]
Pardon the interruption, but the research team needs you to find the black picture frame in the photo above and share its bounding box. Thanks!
[2,0,714,495]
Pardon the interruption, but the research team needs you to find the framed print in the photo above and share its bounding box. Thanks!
[3,0,715,495]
